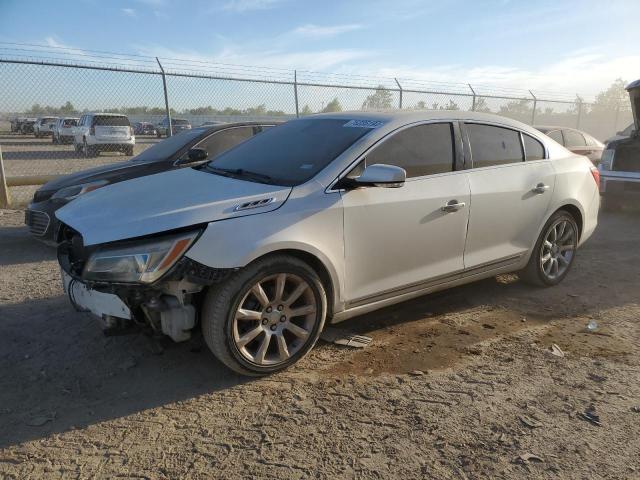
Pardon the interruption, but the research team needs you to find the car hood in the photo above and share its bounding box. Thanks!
[41,160,159,192]
[56,167,292,246]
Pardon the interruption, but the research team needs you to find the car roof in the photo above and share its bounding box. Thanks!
[85,112,129,117]
[626,79,640,91]
[309,110,546,137]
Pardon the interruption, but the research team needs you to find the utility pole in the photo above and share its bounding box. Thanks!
[156,57,172,137]
[0,145,11,209]
[529,90,537,125]
[468,84,477,111]
[294,70,300,118]
[395,78,403,109]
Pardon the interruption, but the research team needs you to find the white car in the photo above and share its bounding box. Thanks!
[52,117,79,144]
[73,113,135,157]
[34,117,58,138]
[56,111,600,375]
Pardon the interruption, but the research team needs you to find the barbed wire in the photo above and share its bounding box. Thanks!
[0,42,598,103]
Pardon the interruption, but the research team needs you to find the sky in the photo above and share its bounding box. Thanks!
[0,0,637,101]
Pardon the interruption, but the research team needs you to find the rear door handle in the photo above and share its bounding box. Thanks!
[532,183,550,194]
[441,200,466,212]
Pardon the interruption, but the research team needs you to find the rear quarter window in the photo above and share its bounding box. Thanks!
[523,134,545,161]
[467,123,523,167]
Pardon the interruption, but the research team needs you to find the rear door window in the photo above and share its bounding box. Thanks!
[93,116,130,127]
[523,134,545,161]
[366,123,455,178]
[195,126,256,160]
[562,130,586,147]
[467,123,523,167]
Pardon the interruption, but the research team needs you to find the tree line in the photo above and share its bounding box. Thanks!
[21,79,631,117]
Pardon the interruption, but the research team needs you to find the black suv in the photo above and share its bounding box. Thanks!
[598,80,640,211]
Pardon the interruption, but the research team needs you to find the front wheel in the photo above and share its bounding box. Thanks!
[201,255,327,376]
[520,211,579,287]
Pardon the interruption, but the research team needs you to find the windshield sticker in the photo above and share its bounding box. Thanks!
[343,119,385,129]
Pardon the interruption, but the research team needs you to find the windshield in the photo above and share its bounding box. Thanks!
[131,128,206,163]
[205,119,374,186]
[93,115,130,127]
[42,117,57,123]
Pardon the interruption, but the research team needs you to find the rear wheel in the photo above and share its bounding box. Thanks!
[520,211,579,287]
[201,255,327,376]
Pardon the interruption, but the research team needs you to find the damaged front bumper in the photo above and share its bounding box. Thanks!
[57,227,236,342]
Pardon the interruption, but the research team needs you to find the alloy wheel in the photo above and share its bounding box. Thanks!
[540,218,577,280]
[232,273,318,366]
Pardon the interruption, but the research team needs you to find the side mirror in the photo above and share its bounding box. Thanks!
[186,148,208,163]
[346,164,406,189]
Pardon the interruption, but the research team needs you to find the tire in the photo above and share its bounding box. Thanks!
[201,254,327,376]
[156,131,162,139]
[52,135,58,145]
[124,146,134,156]
[84,140,97,158]
[520,210,579,287]
[601,196,622,212]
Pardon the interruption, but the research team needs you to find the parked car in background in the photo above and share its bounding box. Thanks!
[157,118,191,137]
[26,122,277,243]
[133,122,157,136]
[52,117,79,144]
[10,117,25,132]
[534,126,604,164]
[73,113,135,157]
[34,117,59,137]
[20,118,37,135]
[55,111,599,376]
[599,80,640,211]
[604,123,634,146]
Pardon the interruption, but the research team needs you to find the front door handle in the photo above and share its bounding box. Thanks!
[532,183,550,194]
[441,200,466,212]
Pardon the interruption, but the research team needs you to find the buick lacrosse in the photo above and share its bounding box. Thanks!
[56,111,600,375]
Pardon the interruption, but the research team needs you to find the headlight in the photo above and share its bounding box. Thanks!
[52,180,109,201]
[83,231,199,284]
[600,149,615,171]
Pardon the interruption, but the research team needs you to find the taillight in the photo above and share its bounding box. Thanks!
[89,126,95,135]
[590,166,600,192]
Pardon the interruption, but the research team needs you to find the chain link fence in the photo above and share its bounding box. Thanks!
[0,50,634,207]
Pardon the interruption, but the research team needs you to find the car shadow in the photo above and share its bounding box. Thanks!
[0,224,57,266]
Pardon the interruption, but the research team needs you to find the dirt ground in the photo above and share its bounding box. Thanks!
[1,207,639,479]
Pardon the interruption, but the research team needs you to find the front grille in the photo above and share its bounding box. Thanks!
[25,209,50,236]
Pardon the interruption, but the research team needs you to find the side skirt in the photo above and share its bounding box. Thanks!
[330,254,523,324]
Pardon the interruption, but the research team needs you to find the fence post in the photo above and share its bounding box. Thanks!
[0,145,11,209]
[395,78,403,109]
[468,84,477,111]
[156,57,172,137]
[529,90,537,125]
[294,70,300,118]
[576,96,583,129]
